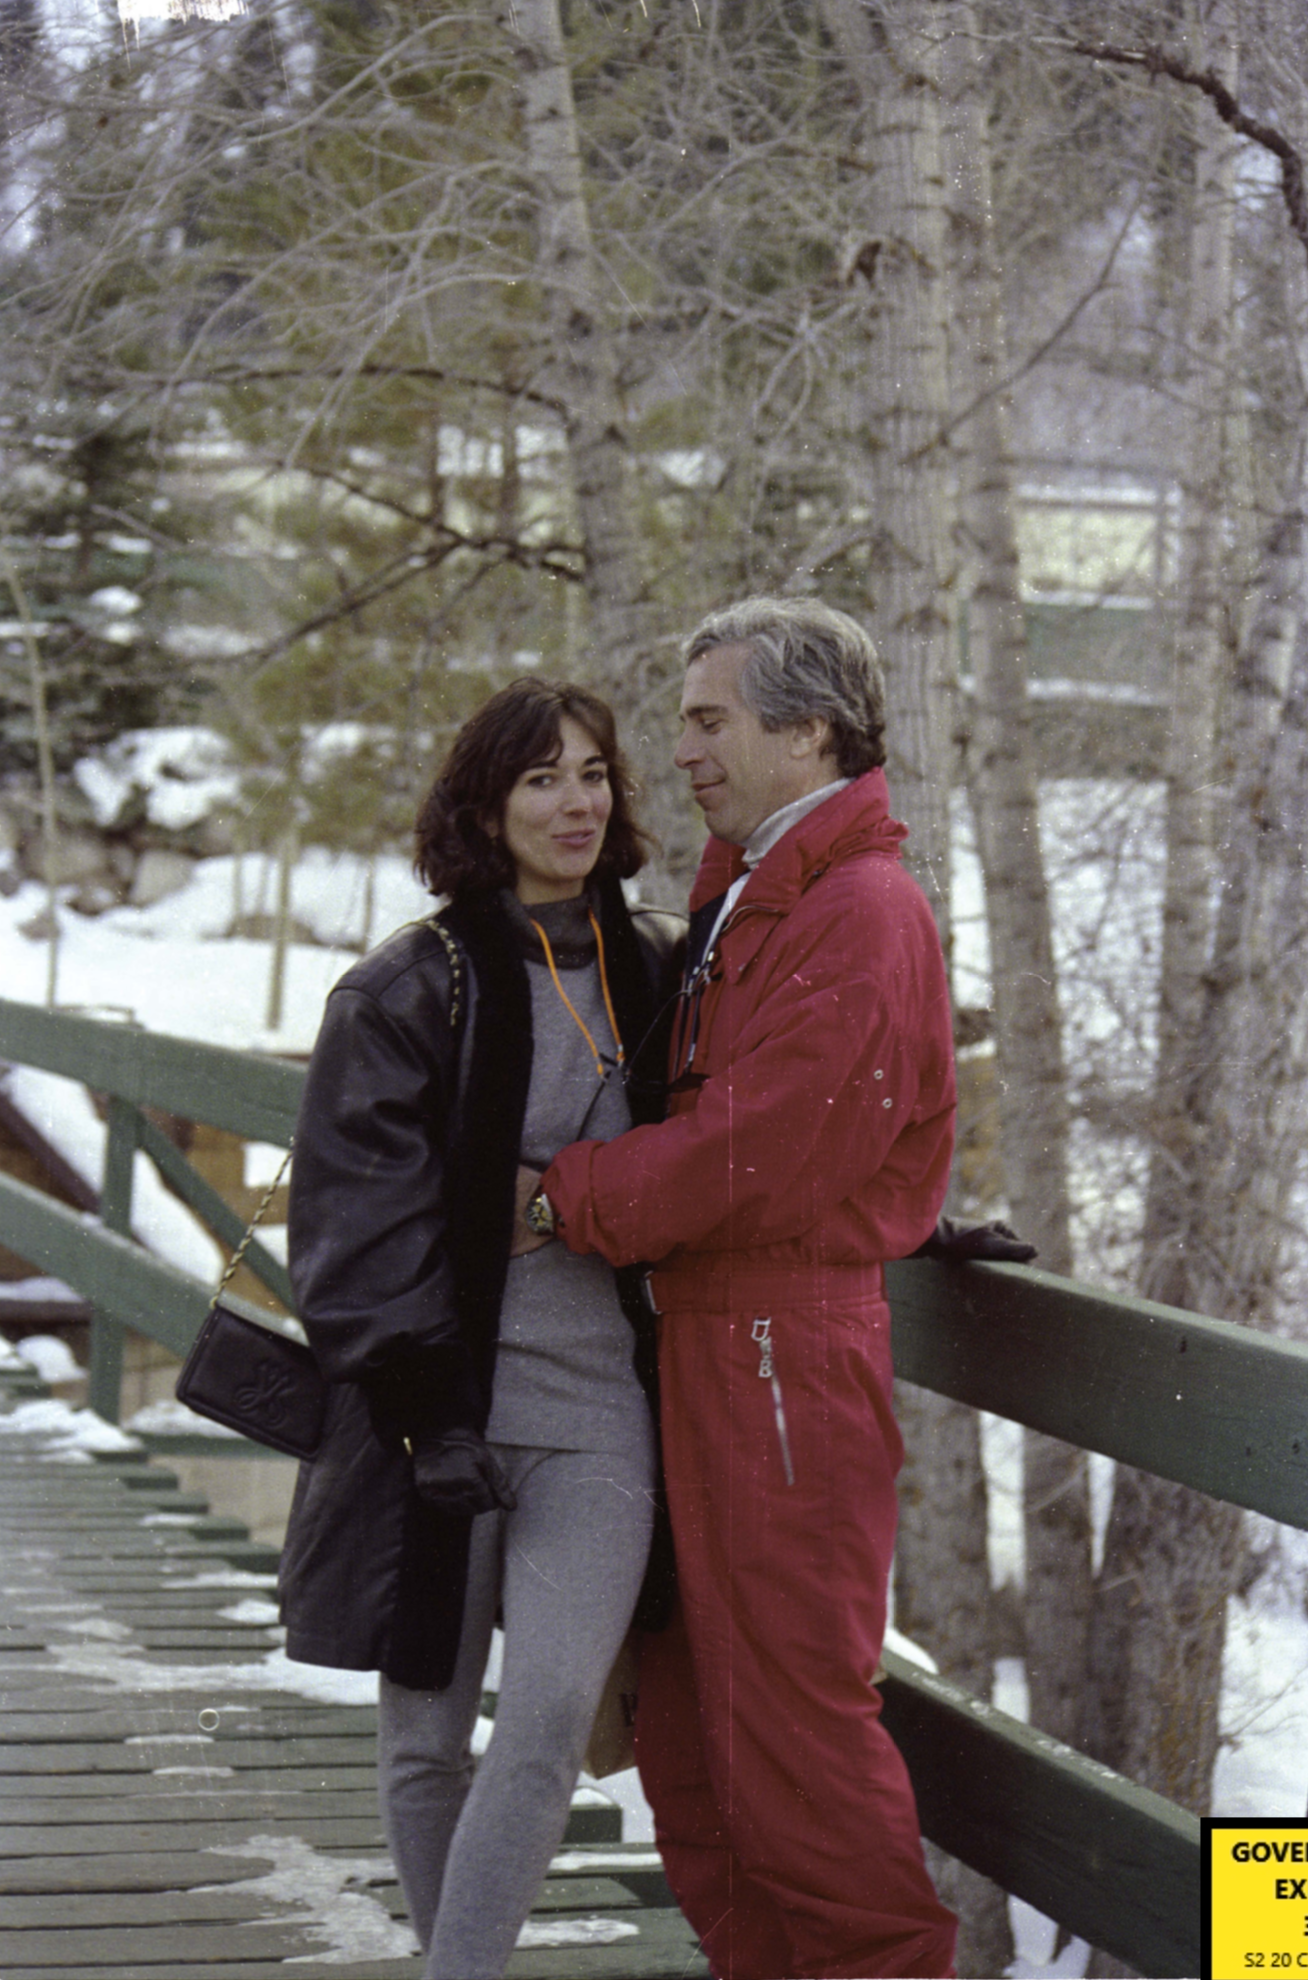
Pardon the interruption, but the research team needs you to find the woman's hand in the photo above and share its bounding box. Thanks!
[411,1428,518,1515]
[510,1164,552,1256]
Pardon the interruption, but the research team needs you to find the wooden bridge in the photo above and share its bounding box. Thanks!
[3,992,1308,1975]
[0,1351,706,1978]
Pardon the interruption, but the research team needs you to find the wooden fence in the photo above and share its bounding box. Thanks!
[3,992,1307,1974]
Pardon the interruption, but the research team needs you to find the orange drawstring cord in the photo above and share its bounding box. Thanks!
[532,912,625,1080]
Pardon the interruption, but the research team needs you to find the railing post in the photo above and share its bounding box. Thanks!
[88,1095,136,1422]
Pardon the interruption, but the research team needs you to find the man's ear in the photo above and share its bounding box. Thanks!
[789,715,831,760]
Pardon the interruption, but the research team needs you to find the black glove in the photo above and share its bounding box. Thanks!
[410,1427,518,1516]
[912,1215,1038,1263]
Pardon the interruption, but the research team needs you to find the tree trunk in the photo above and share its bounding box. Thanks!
[1136,10,1241,1316]
[1089,292,1308,1980]
[819,0,957,939]
[490,3,653,689]
[820,7,1008,1967]
[937,0,1085,1770]
[492,0,692,891]
[1085,15,1265,1851]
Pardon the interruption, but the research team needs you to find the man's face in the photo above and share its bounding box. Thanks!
[675,642,822,845]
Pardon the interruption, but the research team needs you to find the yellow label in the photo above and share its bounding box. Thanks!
[1204,1821,1308,1980]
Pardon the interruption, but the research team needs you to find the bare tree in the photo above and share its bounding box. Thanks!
[490,0,646,672]
[938,5,1087,1789]
[1071,10,1308,1922]
[818,0,958,928]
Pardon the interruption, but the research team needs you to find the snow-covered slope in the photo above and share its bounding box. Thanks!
[1,850,431,1053]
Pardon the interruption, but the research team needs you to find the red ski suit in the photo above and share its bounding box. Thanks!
[543,770,958,1980]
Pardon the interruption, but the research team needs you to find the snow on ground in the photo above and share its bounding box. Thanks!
[42,1629,383,1706]
[0,846,429,1306]
[0,848,430,1056]
[73,728,242,833]
[191,1834,418,1965]
[517,1916,640,1949]
[2,1062,224,1282]
[1215,1574,1308,1817]
[6,1332,83,1383]
[124,1397,244,1438]
[219,1597,281,1625]
[3,879,349,1057]
[0,1276,86,1307]
[118,844,432,956]
[0,1395,141,1457]
[190,1831,638,1962]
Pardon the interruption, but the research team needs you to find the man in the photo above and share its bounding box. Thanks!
[520,596,959,1979]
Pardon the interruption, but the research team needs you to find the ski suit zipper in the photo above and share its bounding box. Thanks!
[751,1317,795,1487]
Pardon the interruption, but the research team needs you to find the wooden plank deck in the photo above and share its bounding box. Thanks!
[0,1360,708,1980]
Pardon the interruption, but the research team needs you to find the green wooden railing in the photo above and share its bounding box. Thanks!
[0,996,301,1417]
[3,992,1307,1974]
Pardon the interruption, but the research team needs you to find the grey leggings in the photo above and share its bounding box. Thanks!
[377,1437,656,1980]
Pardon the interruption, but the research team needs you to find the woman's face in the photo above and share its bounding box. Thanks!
[496,715,614,905]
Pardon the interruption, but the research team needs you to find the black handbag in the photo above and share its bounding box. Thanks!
[176,1298,325,1460]
[175,1142,327,1460]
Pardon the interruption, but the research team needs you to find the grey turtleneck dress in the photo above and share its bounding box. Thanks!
[377,889,657,1980]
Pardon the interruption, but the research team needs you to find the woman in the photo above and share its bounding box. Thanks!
[278,679,683,1979]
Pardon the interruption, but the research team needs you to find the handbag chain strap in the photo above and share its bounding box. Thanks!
[207,1145,294,1316]
[207,914,465,1317]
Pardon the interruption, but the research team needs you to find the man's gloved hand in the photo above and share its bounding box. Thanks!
[410,1428,518,1516]
[912,1215,1038,1263]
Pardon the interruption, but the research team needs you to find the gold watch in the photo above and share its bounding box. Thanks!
[524,1187,556,1238]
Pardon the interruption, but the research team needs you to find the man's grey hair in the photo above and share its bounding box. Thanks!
[684,596,886,778]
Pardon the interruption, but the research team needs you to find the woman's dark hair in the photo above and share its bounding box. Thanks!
[414,678,651,899]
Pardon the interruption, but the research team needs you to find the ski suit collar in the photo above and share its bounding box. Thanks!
[687,768,907,912]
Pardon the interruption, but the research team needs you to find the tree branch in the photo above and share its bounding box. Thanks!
[909,189,1145,460]
[231,528,582,684]
[120,363,569,419]
[1071,40,1308,266]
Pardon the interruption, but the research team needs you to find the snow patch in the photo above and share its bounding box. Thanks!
[44,1636,380,1705]
[883,1624,937,1673]
[57,1615,133,1640]
[162,1569,279,1589]
[125,1398,244,1439]
[583,1765,654,1843]
[0,1397,142,1454]
[6,1333,84,1383]
[1007,1904,1091,1979]
[1,1063,223,1283]
[517,1915,640,1948]
[126,1731,213,1744]
[551,1849,663,1873]
[0,1278,85,1305]
[73,727,241,832]
[218,1599,281,1625]
[193,1834,416,1966]
[1214,1591,1308,1816]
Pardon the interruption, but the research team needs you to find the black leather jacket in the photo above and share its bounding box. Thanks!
[278,877,684,1690]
